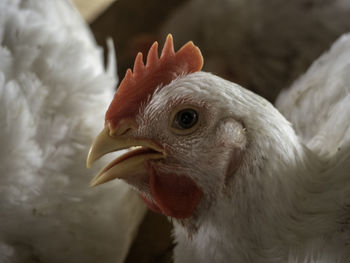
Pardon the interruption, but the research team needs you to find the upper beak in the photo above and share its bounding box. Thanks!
[87,126,165,187]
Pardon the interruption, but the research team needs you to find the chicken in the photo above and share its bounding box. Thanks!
[0,1,145,262]
[88,34,350,262]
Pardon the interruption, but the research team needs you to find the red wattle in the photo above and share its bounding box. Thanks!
[149,171,203,219]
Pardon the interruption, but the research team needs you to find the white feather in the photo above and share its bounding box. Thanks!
[0,1,146,262]
[276,34,350,159]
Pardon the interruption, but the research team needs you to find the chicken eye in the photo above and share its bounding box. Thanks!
[173,109,198,130]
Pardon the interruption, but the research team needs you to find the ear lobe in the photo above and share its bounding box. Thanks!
[216,118,247,180]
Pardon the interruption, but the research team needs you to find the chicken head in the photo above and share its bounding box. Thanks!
[87,35,250,221]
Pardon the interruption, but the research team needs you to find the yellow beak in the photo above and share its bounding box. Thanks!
[87,127,165,187]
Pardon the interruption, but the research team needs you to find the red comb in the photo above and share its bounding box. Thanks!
[105,34,203,131]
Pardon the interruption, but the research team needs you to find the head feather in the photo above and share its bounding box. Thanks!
[105,34,203,130]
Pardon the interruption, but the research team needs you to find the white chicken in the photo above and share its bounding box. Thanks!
[88,34,350,262]
[0,1,145,262]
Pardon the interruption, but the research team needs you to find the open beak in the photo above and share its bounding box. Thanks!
[87,127,165,187]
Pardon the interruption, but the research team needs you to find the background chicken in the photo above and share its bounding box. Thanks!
[276,34,350,158]
[88,34,350,262]
[160,0,350,102]
[0,1,145,262]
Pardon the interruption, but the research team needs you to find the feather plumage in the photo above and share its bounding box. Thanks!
[0,1,146,262]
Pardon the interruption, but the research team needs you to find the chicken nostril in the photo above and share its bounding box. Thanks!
[112,126,133,136]
[119,128,132,136]
[108,120,137,136]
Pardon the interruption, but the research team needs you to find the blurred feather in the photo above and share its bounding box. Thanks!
[277,34,350,159]
[0,1,146,262]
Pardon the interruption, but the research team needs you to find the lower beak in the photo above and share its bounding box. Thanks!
[87,127,165,187]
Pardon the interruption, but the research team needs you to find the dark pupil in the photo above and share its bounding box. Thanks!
[177,109,198,129]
